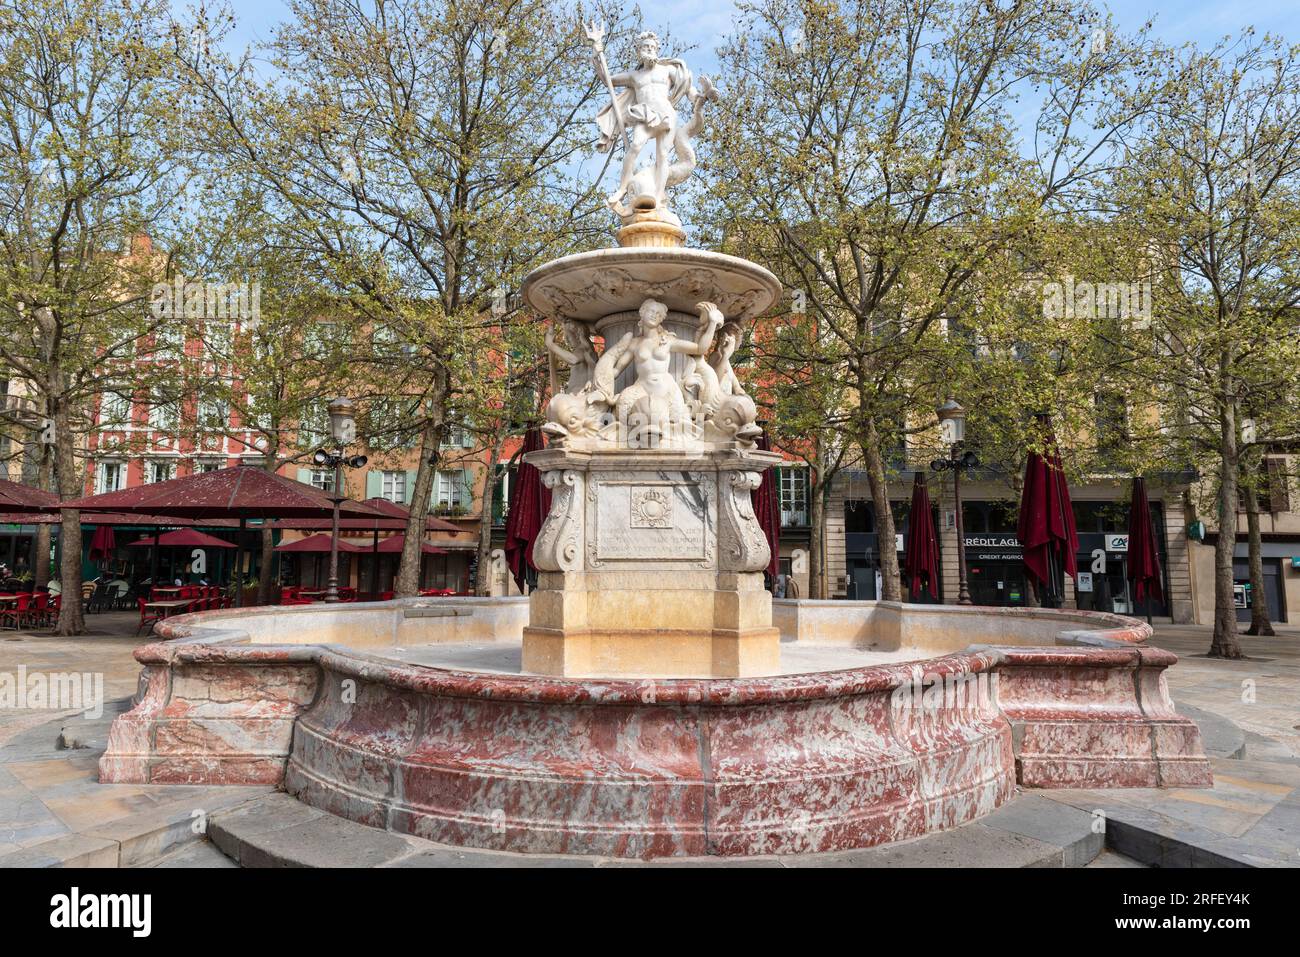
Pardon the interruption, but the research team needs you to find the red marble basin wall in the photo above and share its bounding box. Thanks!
[993,646,1212,788]
[98,640,319,786]
[96,600,1212,858]
[283,651,1015,858]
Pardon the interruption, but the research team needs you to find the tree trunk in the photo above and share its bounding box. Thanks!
[475,435,505,596]
[1023,576,1040,608]
[33,447,53,590]
[397,382,447,597]
[256,525,276,606]
[860,419,901,602]
[1243,462,1275,636]
[809,467,826,600]
[256,455,283,606]
[1210,407,1244,658]
[51,403,83,636]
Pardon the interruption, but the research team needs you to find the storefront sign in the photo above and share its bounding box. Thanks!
[1105,534,1129,552]
[964,535,1021,561]
[964,535,1019,549]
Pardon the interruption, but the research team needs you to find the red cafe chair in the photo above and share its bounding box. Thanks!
[2,593,32,630]
[136,597,162,635]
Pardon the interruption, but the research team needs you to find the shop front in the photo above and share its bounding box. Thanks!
[843,497,942,602]
[964,533,1028,606]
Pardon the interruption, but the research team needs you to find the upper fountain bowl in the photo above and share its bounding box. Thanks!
[522,246,783,322]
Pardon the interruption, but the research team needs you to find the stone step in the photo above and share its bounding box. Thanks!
[143,839,239,869]
[205,791,1105,868]
[0,790,269,868]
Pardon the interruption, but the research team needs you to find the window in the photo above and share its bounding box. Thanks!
[381,470,406,503]
[100,391,131,425]
[148,393,179,433]
[198,396,229,430]
[96,461,125,494]
[204,321,234,359]
[441,423,472,448]
[298,400,329,447]
[433,470,468,513]
[145,460,174,484]
[195,459,223,474]
[309,469,335,493]
[779,467,809,526]
[152,321,185,359]
[365,398,417,450]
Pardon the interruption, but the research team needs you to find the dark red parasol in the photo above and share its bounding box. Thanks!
[0,478,57,514]
[504,428,552,592]
[1125,476,1164,611]
[1016,415,1079,600]
[752,430,781,581]
[376,533,448,555]
[61,464,382,519]
[127,529,237,550]
[903,473,941,602]
[275,533,367,554]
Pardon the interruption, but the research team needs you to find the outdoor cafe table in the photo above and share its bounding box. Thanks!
[295,590,327,600]
[150,587,183,598]
[144,599,193,622]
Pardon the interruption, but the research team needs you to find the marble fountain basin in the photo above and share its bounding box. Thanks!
[99,597,1211,859]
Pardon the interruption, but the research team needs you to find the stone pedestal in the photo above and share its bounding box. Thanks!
[522,445,782,678]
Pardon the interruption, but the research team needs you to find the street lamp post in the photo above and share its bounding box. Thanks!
[931,399,978,606]
[315,398,367,603]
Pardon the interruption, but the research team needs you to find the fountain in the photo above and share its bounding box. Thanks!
[98,26,1212,861]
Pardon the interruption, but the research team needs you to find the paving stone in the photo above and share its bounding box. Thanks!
[1179,704,1247,759]
[0,832,119,868]
[84,790,268,867]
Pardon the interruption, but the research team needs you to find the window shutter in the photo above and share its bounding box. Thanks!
[296,468,311,486]
[365,470,382,500]
[1267,457,1290,513]
[459,468,472,508]
[404,470,418,505]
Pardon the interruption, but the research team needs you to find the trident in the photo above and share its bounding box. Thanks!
[584,21,627,145]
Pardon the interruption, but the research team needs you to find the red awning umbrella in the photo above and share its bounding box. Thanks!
[1016,415,1079,601]
[376,533,447,555]
[61,465,382,519]
[88,525,117,560]
[752,430,781,582]
[903,473,941,602]
[504,428,551,592]
[3,511,240,528]
[127,529,237,549]
[1126,476,1163,618]
[0,478,57,514]
[61,466,383,607]
[269,498,461,532]
[275,533,367,554]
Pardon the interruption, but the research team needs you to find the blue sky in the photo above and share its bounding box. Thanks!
[215,0,1298,68]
